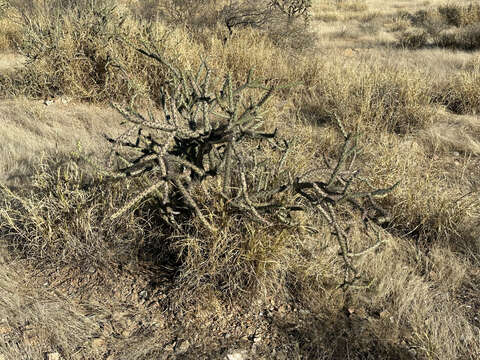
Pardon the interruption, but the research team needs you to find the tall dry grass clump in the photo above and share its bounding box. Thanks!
[0,0,317,103]
[0,150,155,269]
[433,58,480,115]
[0,1,22,51]
[395,2,480,50]
[297,60,435,135]
[0,0,202,103]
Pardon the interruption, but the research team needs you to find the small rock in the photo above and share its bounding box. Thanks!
[175,339,190,354]
[226,349,249,360]
[408,348,417,357]
[139,290,148,299]
[452,151,460,157]
[45,352,61,360]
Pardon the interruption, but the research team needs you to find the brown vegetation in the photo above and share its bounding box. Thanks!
[0,1,479,359]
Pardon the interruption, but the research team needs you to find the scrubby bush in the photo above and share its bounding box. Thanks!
[149,0,220,27]
[440,67,480,114]
[150,0,317,51]
[434,24,480,50]
[0,0,198,103]
[397,27,429,48]
[394,4,480,50]
[438,3,480,27]
[101,46,398,293]
[2,0,132,100]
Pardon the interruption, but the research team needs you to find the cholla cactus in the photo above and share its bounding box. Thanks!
[270,0,312,22]
[105,46,278,231]
[105,46,399,288]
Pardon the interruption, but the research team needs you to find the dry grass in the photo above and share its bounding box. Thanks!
[0,250,101,359]
[0,0,479,359]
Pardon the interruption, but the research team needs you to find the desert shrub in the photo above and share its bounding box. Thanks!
[438,3,480,27]
[101,47,398,294]
[434,23,480,50]
[397,27,429,48]
[147,0,316,51]
[299,61,434,135]
[150,0,221,28]
[0,0,204,104]
[440,67,480,114]
[4,0,131,100]
[219,0,315,50]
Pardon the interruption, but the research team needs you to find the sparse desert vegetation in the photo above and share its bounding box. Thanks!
[0,0,479,359]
